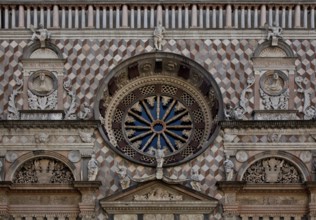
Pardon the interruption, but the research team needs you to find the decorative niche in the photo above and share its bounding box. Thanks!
[252,40,297,120]
[19,41,66,120]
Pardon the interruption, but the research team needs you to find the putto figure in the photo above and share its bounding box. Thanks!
[265,22,283,45]
[153,22,166,50]
[30,24,51,47]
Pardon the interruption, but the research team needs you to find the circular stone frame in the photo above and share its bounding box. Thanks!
[28,69,58,96]
[95,52,224,167]
[259,70,288,96]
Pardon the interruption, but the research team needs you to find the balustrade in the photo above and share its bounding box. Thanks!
[0,3,315,30]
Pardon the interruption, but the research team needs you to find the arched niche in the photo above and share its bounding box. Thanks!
[94,52,224,167]
[252,40,298,119]
[5,150,79,182]
[237,151,310,183]
[19,40,66,118]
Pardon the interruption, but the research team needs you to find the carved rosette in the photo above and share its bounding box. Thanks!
[96,53,222,166]
[242,157,302,183]
[13,157,74,184]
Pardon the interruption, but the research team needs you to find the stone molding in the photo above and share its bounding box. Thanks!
[220,120,316,129]
[100,180,218,214]
[0,29,316,40]
[0,120,99,128]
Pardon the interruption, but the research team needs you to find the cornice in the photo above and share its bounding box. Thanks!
[1,0,316,5]
[220,120,316,129]
[0,29,316,40]
[0,120,100,129]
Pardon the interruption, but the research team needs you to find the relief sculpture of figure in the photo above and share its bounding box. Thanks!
[32,73,53,94]
[265,22,283,45]
[224,154,234,181]
[116,166,131,190]
[88,153,99,181]
[190,168,202,191]
[267,72,282,93]
[30,24,51,47]
[153,22,166,50]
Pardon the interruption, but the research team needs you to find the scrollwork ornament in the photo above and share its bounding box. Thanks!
[8,75,23,120]
[295,76,316,119]
[225,75,255,120]
[242,157,302,183]
[64,79,78,120]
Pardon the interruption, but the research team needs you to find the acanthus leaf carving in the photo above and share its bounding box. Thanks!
[242,157,302,183]
[295,76,316,120]
[224,76,255,120]
[64,79,78,120]
[13,157,74,184]
[260,88,289,110]
[8,75,23,120]
[27,90,57,110]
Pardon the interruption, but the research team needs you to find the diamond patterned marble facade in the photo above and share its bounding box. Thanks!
[1,37,316,219]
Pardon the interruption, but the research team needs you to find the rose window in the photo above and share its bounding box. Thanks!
[124,94,193,156]
[96,53,223,166]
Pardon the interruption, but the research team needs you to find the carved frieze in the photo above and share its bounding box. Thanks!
[133,188,183,201]
[13,157,74,184]
[242,158,302,183]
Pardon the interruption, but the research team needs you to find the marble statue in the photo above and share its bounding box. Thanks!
[190,168,202,191]
[223,154,234,181]
[153,22,166,50]
[88,153,99,181]
[265,22,283,45]
[30,24,51,47]
[116,166,131,190]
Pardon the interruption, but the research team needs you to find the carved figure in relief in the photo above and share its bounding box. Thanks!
[35,132,49,143]
[32,72,53,94]
[190,168,202,191]
[116,166,131,190]
[88,153,99,181]
[266,72,283,94]
[79,131,93,143]
[153,22,165,50]
[224,154,234,181]
[265,22,283,45]
[30,24,51,47]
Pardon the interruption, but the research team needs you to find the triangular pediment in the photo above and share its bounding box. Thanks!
[100,180,218,214]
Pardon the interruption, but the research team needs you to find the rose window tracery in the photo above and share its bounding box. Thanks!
[125,94,194,156]
[96,53,223,166]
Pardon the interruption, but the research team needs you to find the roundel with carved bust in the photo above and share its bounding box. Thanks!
[95,53,223,166]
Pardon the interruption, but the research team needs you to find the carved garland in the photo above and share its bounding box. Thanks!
[242,157,302,183]
[13,157,74,184]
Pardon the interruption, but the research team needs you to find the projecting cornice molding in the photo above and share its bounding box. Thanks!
[220,120,316,129]
[0,120,100,129]
[0,29,315,40]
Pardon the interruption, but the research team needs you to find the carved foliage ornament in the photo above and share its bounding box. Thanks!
[242,157,302,183]
[13,157,74,184]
